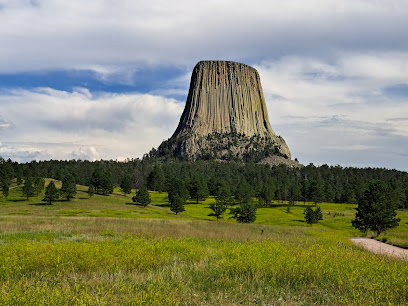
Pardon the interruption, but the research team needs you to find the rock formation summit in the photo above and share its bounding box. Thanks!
[156,60,294,164]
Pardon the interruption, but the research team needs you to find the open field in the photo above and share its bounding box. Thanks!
[1,180,407,304]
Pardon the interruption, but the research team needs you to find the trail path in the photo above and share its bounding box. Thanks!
[350,238,408,260]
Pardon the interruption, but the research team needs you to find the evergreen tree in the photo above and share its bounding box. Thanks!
[60,175,77,201]
[309,177,325,206]
[43,181,59,205]
[208,201,227,221]
[189,177,209,204]
[100,173,113,195]
[120,175,132,195]
[147,165,165,192]
[230,200,257,223]
[33,177,45,195]
[234,180,253,205]
[90,169,113,195]
[352,181,400,236]
[2,181,9,198]
[16,168,23,186]
[168,178,190,203]
[303,206,323,225]
[132,186,151,207]
[258,182,275,207]
[169,194,185,214]
[209,187,233,220]
[388,178,406,208]
[288,182,302,206]
[304,207,315,225]
[22,178,35,200]
[87,184,95,198]
[314,206,323,221]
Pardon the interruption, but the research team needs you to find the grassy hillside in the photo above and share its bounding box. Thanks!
[0,179,407,304]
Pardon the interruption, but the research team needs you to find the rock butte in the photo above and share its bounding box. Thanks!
[156,60,296,165]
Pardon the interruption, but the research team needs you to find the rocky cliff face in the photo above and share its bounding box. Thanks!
[156,60,293,163]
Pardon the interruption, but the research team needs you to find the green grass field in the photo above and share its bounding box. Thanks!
[0,179,407,304]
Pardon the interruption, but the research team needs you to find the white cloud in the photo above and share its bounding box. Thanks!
[255,52,408,169]
[0,1,408,169]
[0,88,184,162]
[1,0,408,73]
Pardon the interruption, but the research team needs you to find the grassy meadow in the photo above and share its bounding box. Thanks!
[0,179,407,304]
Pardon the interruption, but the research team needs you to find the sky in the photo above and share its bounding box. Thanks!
[0,0,408,171]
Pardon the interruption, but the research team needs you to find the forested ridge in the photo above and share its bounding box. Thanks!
[1,156,407,208]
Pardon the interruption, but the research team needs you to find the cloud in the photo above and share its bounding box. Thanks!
[1,1,408,170]
[254,52,408,170]
[70,146,100,161]
[1,0,408,74]
[0,88,184,162]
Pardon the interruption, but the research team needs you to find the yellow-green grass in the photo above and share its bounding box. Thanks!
[0,227,407,305]
[1,179,408,304]
[2,179,407,243]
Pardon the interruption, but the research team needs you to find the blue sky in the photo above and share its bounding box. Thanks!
[0,0,408,171]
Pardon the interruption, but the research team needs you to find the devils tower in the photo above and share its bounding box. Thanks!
[155,60,294,164]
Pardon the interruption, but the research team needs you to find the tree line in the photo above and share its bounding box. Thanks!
[1,157,408,209]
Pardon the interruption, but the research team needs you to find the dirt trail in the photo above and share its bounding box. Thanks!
[350,238,408,260]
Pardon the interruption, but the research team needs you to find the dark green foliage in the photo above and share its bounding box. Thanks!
[132,187,151,207]
[287,183,301,207]
[208,201,227,220]
[87,185,95,198]
[230,200,257,223]
[120,175,132,195]
[60,175,77,201]
[308,177,325,206]
[304,207,315,225]
[314,206,323,221]
[2,157,408,209]
[303,206,323,225]
[209,187,233,220]
[189,177,209,204]
[258,180,275,207]
[147,165,165,192]
[33,177,45,195]
[42,181,59,205]
[16,168,23,186]
[352,181,400,236]
[168,179,190,203]
[388,178,406,208]
[169,194,185,215]
[22,178,35,200]
[90,169,113,195]
[234,180,253,205]
[2,181,9,198]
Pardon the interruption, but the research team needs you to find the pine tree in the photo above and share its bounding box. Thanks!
[230,200,257,223]
[120,175,132,195]
[309,177,325,206]
[132,186,151,207]
[22,177,35,200]
[169,194,185,215]
[189,177,209,204]
[147,165,165,192]
[2,181,10,198]
[352,181,400,236]
[33,177,45,195]
[43,181,59,205]
[304,206,323,225]
[304,207,315,225]
[60,175,77,201]
[208,201,227,221]
[87,184,95,198]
